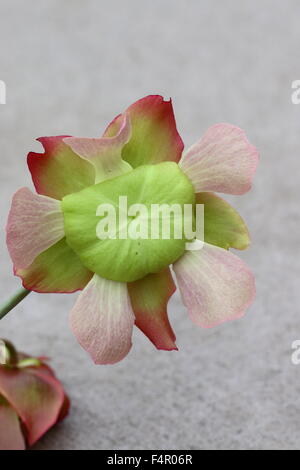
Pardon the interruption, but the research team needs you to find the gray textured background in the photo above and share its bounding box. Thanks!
[0,0,300,450]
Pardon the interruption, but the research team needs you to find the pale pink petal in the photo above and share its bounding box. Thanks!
[173,242,255,328]
[6,188,65,270]
[179,124,259,194]
[70,274,135,364]
[64,114,132,183]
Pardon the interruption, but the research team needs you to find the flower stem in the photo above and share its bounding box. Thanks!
[0,288,31,320]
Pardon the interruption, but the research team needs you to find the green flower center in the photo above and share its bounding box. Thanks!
[62,162,195,282]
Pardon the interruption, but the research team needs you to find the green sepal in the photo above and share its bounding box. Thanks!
[196,192,250,250]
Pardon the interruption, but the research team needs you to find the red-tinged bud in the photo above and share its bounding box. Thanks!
[0,339,69,450]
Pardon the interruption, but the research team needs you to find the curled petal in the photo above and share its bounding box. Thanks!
[7,188,65,270]
[0,366,66,446]
[29,365,70,423]
[173,242,255,328]
[70,274,135,364]
[64,114,132,183]
[0,397,25,450]
[196,192,250,250]
[103,95,184,168]
[28,136,95,200]
[128,268,177,351]
[180,124,259,194]
[15,238,93,293]
[57,394,70,422]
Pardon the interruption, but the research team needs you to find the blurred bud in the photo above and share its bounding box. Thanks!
[0,339,70,450]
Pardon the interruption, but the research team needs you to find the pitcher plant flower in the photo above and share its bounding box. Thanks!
[5,95,259,364]
[0,339,69,450]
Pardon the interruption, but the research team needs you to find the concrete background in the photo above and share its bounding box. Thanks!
[0,0,300,450]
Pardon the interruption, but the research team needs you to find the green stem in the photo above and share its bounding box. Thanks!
[0,288,31,320]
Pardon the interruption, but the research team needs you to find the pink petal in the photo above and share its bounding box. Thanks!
[103,95,184,168]
[6,187,65,270]
[64,114,132,183]
[128,268,177,351]
[15,238,93,294]
[56,394,70,422]
[70,274,135,364]
[29,365,70,423]
[0,398,25,450]
[179,124,259,195]
[173,242,255,328]
[0,367,65,446]
[27,136,95,200]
